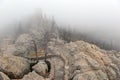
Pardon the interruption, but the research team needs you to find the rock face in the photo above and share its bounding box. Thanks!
[21,71,45,80]
[32,61,48,77]
[0,39,120,80]
[0,55,30,79]
[0,72,10,80]
[47,39,120,80]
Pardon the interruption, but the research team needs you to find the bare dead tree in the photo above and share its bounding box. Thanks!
[42,31,51,62]
[31,40,39,63]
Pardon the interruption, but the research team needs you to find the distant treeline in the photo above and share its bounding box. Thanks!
[1,12,118,51]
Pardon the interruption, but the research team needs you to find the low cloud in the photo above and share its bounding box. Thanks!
[0,0,120,50]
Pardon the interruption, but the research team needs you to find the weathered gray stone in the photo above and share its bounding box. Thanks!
[0,72,10,80]
[32,61,48,77]
[0,55,30,79]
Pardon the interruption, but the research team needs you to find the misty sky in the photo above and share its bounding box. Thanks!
[0,0,120,48]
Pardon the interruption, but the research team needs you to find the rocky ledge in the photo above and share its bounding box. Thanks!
[0,39,120,80]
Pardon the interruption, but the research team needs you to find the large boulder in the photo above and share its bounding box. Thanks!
[32,61,48,77]
[47,39,120,80]
[0,55,30,79]
[14,34,33,57]
[0,72,10,80]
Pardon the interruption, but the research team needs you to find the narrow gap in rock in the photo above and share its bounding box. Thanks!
[45,60,51,73]
[30,62,38,72]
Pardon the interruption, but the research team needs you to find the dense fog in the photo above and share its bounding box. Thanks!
[0,0,120,50]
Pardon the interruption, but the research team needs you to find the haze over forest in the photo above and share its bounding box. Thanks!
[0,0,120,50]
[1,1,120,80]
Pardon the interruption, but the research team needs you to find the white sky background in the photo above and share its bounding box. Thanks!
[0,0,120,48]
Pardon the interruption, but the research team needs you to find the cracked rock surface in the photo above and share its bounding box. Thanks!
[1,39,120,80]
